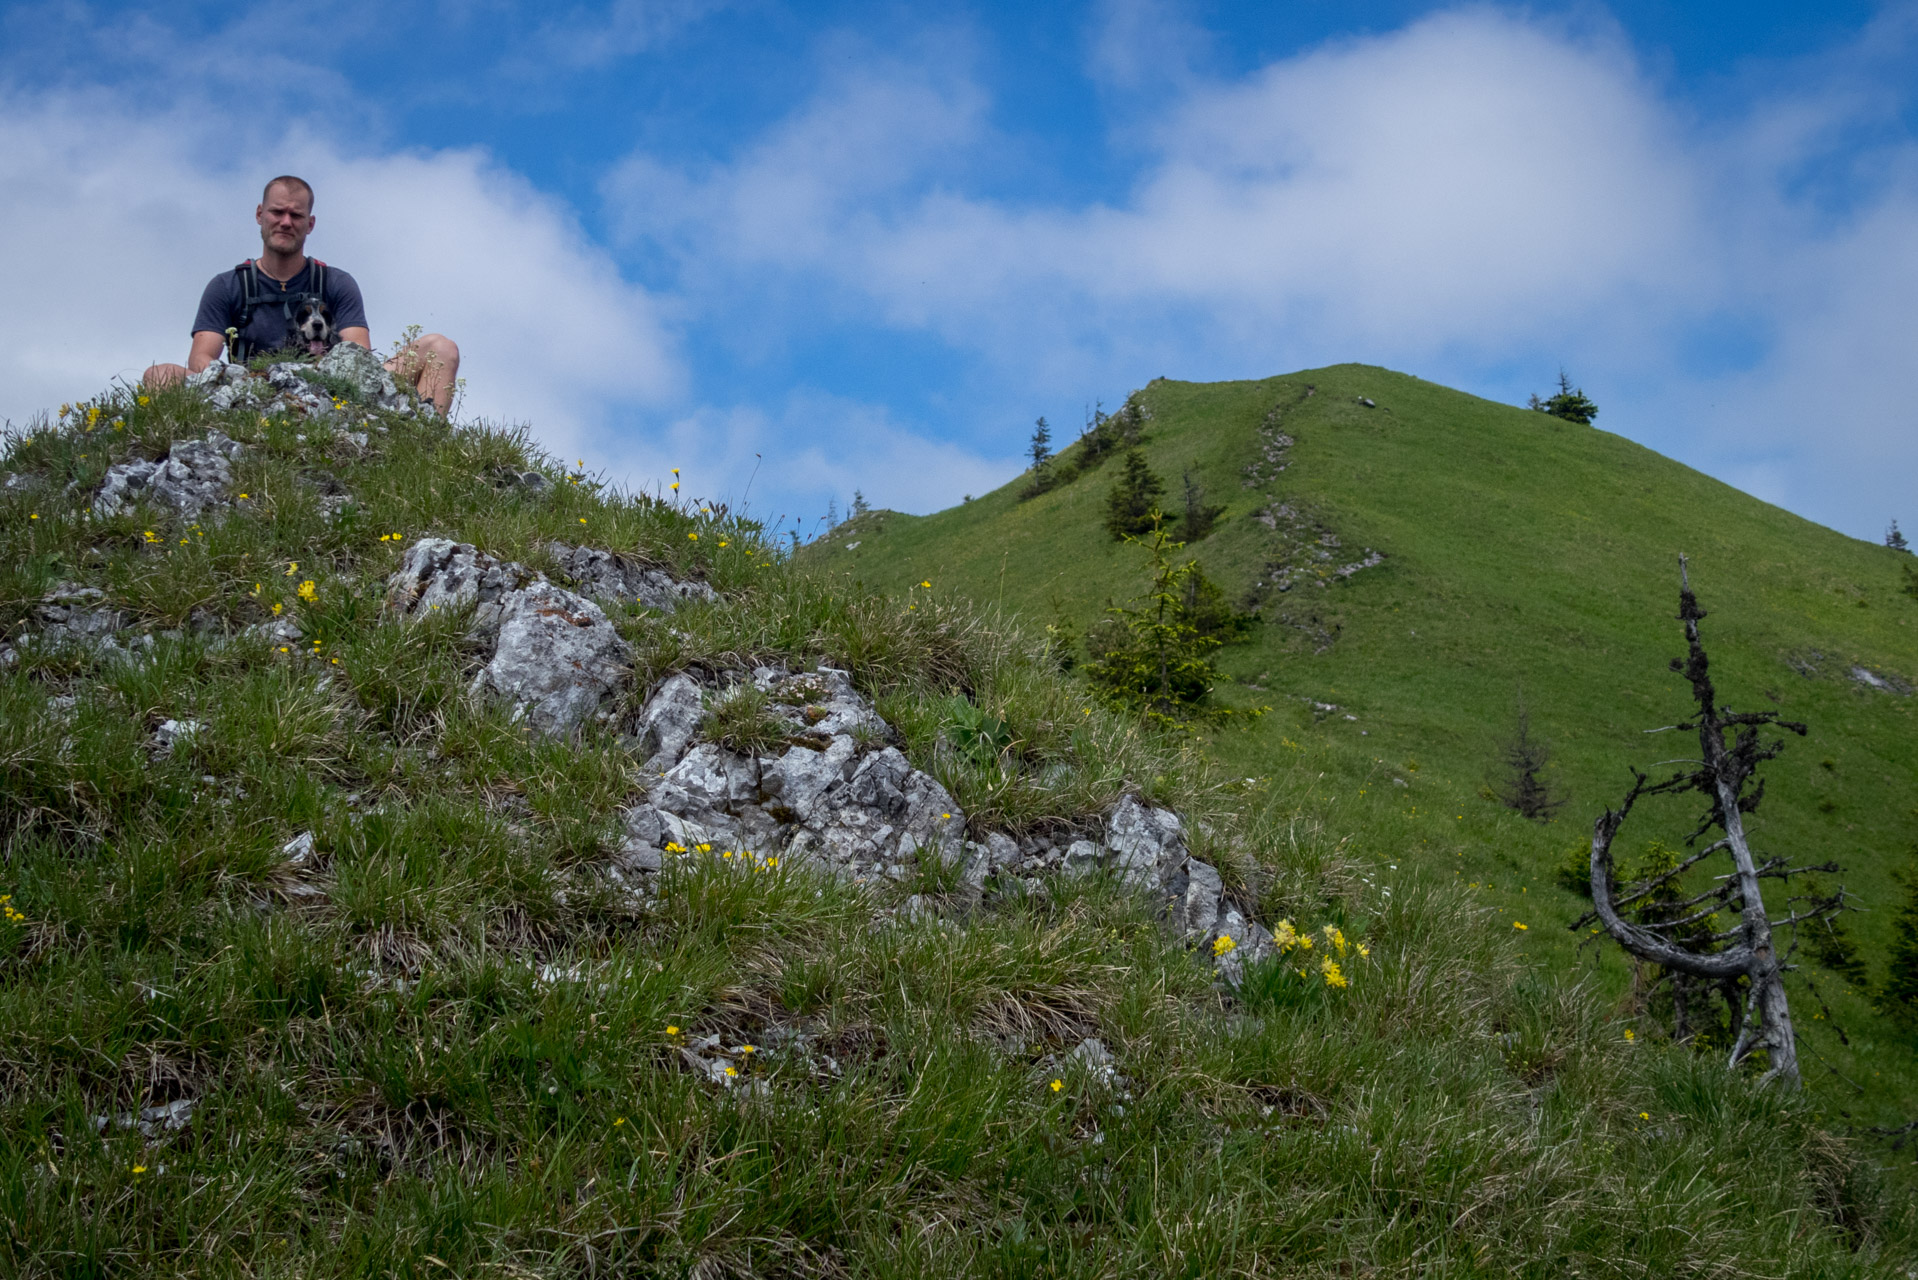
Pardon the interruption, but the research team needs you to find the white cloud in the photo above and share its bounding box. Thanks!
[647,392,1021,529]
[606,7,1918,539]
[0,90,681,464]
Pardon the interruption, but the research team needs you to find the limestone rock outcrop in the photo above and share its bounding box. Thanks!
[614,668,1269,972]
[544,541,717,613]
[473,580,633,736]
[94,431,243,521]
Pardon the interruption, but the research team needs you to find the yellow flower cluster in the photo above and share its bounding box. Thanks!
[378,533,404,543]
[0,894,25,925]
[296,580,318,603]
[1268,919,1372,988]
[1213,934,1237,957]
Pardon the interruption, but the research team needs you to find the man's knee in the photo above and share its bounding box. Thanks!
[142,363,187,389]
[419,334,459,371]
[383,334,459,377]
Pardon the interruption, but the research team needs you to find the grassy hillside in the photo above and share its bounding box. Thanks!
[810,364,1918,1138]
[0,370,1911,1274]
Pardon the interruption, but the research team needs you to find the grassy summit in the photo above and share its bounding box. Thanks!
[812,364,1918,1139]
[0,369,1910,1274]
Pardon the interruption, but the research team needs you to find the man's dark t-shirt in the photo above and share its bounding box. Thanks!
[191,261,368,355]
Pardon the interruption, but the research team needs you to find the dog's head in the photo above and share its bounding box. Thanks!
[294,300,336,356]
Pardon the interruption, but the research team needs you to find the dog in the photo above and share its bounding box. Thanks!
[294,299,337,357]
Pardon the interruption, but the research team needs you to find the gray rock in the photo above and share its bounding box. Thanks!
[985,830,1021,871]
[1105,795,1185,888]
[94,431,242,521]
[763,735,859,820]
[959,841,994,891]
[152,718,202,752]
[317,341,411,412]
[1173,859,1224,938]
[545,541,717,613]
[632,674,707,774]
[472,580,632,737]
[1850,665,1911,695]
[94,1097,194,1137]
[183,361,237,389]
[621,803,666,849]
[280,831,315,865]
[1061,839,1104,876]
[383,537,528,637]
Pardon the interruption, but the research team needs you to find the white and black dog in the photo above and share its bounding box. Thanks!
[294,299,337,357]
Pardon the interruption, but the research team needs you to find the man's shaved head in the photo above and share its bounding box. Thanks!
[263,175,314,212]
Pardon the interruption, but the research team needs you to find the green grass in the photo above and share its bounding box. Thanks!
[809,365,1918,1157]
[0,377,1909,1274]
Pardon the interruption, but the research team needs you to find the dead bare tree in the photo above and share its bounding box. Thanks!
[1576,557,1842,1088]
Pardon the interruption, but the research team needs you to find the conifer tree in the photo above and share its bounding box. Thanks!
[1878,865,1918,1029]
[1103,449,1167,540]
[1083,518,1220,726]
[1180,468,1226,542]
[1495,693,1564,822]
[1888,520,1910,552]
[1529,368,1599,425]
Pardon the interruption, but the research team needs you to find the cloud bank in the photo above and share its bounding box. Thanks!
[610,7,1917,538]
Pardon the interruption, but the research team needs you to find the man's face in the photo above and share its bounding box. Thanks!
[256,186,315,256]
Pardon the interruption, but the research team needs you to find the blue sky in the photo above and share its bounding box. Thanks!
[1,1,1913,542]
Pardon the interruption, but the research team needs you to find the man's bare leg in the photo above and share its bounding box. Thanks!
[143,363,188,389]
[384,334,461,416]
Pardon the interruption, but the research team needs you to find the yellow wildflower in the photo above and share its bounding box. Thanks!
[667,1025,680,1036]
[1212,934,1237,957]
[271,603,283,616]
[1513,922,1528,931]
[919,580,930,588]
[137,395,150,406]
[688,532,698,540]
[724,1066,737,1078]
[1049,1079,1063,1093]
[1623,1028,1635,1042]
[296,580,317,603]
[1321,956,1347,989]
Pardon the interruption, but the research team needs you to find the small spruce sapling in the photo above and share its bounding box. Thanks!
[1495,692,1564,822]
[851,490,871,517]
[1020,417,1059,500]
[1576,558,1844,1087]
[1529,368,1600,425]
[1877,859,1918,1030]
[1104,449,1168,540]
[1180,469,1226,542]
[1888,520,1910,552]
[1082,517,1221,727]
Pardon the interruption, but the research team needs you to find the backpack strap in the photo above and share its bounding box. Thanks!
[228,258,328,362]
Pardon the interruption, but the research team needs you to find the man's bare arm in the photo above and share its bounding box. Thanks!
[187,331,227,373]
[340,327,371,350]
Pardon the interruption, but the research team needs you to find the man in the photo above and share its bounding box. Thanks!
[142,176,460,415]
